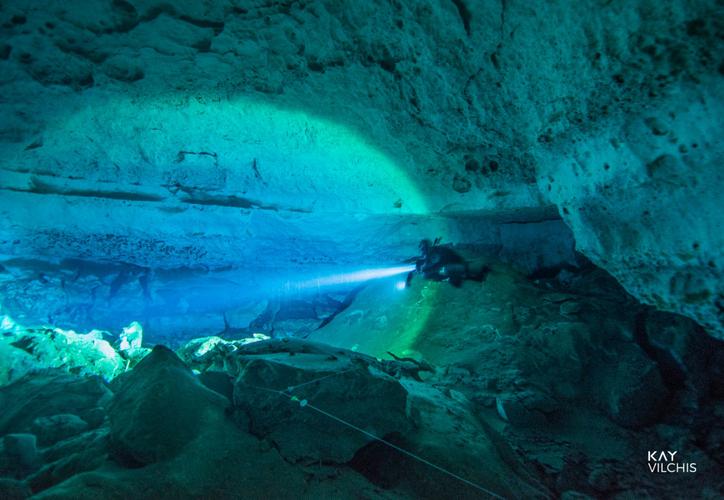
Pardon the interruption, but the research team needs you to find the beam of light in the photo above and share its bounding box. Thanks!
[287,265,415,290]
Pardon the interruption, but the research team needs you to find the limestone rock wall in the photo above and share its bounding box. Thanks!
[0,0,722,334]
[538,80,723,337]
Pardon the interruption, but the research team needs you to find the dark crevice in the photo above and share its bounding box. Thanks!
[24,139,43,151]
[175,150,218,166]
[178,15,225,35]
[251,158,264,182]
[5,178,165,203]
[0,43,11,60]
[634,310,687,391]
[450,0,472,36]
[502,216,564,225]
[180,195,264,210]
[178,193,311,214]
[348,433,412,489]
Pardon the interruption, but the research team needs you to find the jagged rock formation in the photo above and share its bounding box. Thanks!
[310,266,724,496]
[0,339,552,498]
[0,2,723,494]
[107,346,231,465]
[232,347,411,463]
[538,79,723,337]
[0,0,721,336]
[1,262,723,497]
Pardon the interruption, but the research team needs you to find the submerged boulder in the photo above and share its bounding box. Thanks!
[0,317,125,383]
[0,478,32,499]
[232,345,411,464]
[0,372,111,437]
[600,349,669,429]
[495,388,560,427]
[31,414,88,447]
[118,322,143,352]
[107,345,229,466]
[0,433,39,479]
[176,334,270,373]
[398,379,551,499]
[26,430,109,495]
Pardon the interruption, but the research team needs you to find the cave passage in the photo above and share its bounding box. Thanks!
[1,1,722,498]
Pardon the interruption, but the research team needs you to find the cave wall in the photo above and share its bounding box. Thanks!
[538,80,723,337]
[0,0,722,335]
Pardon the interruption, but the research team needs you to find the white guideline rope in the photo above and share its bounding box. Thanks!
[284,366,360,392]
[242,378,507,499]
[298,397,506,499]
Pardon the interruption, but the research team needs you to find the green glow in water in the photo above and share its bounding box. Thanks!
[42,95,429,215]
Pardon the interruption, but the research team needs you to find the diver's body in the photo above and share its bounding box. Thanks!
[408,238,489,287]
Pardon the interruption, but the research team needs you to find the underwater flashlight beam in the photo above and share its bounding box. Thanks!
[290,265,415,290]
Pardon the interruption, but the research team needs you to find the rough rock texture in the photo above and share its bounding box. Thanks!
[595,348,669,429]
[31,414,89,447]
[0,433,39,479]
[0,344,406,499]
[0,478,32,500]
[233,349,411,464]
[309,265,724,496]
[107,345,229,465]
[1,265,722,497]
[187,337,550,498]
[0,1,721,336]
[0,372,111,437]
[0,326,125,385]
[26,429,109,494]
[0,332,549,498]
[397,378,549,499]
[0,372,112,494]
[538,80,723,337]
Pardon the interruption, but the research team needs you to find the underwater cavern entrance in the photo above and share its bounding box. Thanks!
[1,0,723,498]
[2,125,722,497]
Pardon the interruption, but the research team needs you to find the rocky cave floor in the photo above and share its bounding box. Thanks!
[0,262,723,499]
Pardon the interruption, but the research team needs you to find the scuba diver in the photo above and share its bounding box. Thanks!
[406,238,490,287]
